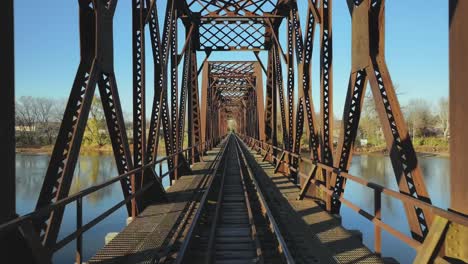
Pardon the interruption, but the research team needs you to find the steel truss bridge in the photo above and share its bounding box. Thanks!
[0,0,467,263]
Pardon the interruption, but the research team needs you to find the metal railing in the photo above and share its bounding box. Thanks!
[239,134,468,262]
[0,139,217,262]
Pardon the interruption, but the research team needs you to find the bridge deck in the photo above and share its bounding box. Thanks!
[89,147,222,264]
[90,137,387,264]
[240,141,384,264]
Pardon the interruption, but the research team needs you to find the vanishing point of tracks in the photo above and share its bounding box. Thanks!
[166,134,294,264]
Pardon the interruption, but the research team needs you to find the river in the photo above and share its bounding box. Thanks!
[15,152,449,263]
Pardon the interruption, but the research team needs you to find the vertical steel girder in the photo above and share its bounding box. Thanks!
[201,62,210,147]
[0,0,15,226]
[254,63,266,141]
[132,0,146,196]
[265,49,278,148]
[286,12,295,152]
[132,0,166,208]
[146,0,174,175]
[34,0,136,248]
[0,2,41,263]
[320,0,334,169]
[291,0,320,163]
[449,0,468,217]
[329,0,432,242]
[187,40,202,163]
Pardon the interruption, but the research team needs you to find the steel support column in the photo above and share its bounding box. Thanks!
[0,0,15,226]
[0,2,40,262]
[34,1,139,247]
[254,62,266,141]
[330,0,432,242]
[449,0,468,217]
[187,40,202,163]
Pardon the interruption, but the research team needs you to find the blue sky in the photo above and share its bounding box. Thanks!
[14,0,448,119]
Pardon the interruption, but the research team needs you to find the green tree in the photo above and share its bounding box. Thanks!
[83,96,110,146]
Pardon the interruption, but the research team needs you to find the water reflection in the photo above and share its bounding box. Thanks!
[299,154,450,263]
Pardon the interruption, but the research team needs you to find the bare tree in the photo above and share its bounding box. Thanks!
[404,99,435,137]
[34,98,59,144]
[16,96,38,145]
[437,97,449,139]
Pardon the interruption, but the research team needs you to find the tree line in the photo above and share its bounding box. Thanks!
[15,96,132,148]
[16,95,449,152]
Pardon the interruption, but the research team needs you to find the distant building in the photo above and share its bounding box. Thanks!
[360,139,368,146]
[15,125,36,132]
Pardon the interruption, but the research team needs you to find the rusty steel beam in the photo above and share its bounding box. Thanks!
[146,0,175,180]
[329,0,432,242]
[170,10,180,179]
[132,0,166,209]
[274,43,288,149]
[293,0,320,165]
[449,0,468,217]
[286,12,295,152]
[265,49,277,147]
[34,1,138,248]
[254,63,266,141]
[0,0,15,225]
[132,0,147,198]
[320,0,334,169]
[0,3,42,262]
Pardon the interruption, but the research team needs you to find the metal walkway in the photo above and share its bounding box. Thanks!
[89,135,385,264]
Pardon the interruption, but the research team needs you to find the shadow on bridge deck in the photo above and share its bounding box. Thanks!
[89,140,395,264]
[239,140,390,264]
[88,148,223,264]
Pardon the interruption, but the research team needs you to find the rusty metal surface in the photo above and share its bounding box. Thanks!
[449,0,468,217]
[329,0,433,242]
[34,1,140,248]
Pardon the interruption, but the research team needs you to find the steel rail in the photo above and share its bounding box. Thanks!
[204,143,229,264]
[234,135,295,264]
[153,138,229,264]
[174,136,231,264]
[235,138,264,263]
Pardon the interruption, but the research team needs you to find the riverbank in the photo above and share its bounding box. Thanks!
[353,145,449,157]
[19,144,449,157]
[16,144,115,154]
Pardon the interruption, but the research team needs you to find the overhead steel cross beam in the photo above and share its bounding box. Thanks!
[183,0,289,51]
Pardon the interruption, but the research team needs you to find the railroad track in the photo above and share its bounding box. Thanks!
[166,134,294,264]
[151,137,231,264]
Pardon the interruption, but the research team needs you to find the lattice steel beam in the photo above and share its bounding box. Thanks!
[34,1,138,248]
[329,0,433,242]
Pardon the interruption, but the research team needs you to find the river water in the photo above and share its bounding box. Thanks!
[15,152,449,263]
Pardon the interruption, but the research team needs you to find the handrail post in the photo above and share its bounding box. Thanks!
[159,163,163,181]
[131,173,137,217]
[374,189,382,256]
[76,197,83,264]
[325,171,331,212]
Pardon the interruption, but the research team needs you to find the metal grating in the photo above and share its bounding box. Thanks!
[185,0,278,16]
[199,20,266,51]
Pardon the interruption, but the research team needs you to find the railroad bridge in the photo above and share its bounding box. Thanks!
[0,0,467,263]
